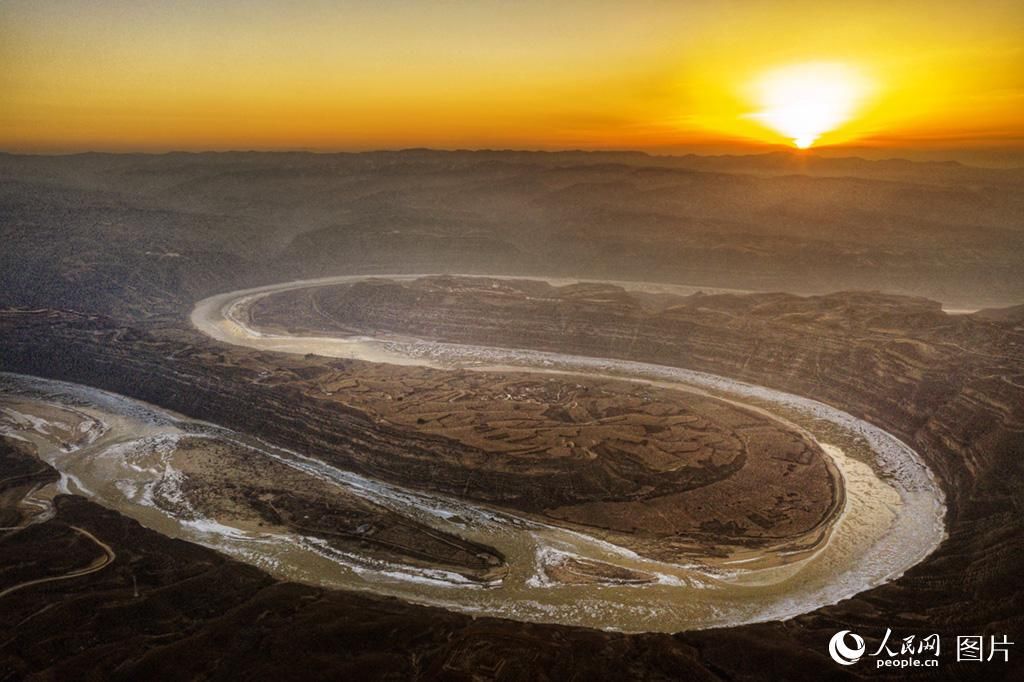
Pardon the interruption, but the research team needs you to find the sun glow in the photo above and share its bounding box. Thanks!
[748,63,874,149]
[1,2,1021,153]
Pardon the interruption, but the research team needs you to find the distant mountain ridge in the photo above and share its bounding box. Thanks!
[1,149,1021,317]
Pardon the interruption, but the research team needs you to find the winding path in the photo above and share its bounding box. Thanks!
[0,526,115,600]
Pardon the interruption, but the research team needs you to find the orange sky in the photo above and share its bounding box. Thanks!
[1,1,1022,155]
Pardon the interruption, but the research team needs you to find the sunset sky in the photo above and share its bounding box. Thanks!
[2,0,1022,156]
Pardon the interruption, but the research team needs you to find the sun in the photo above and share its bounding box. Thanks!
[748,62,873,149]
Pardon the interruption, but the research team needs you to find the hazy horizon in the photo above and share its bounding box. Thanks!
[4,145,1024,169]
